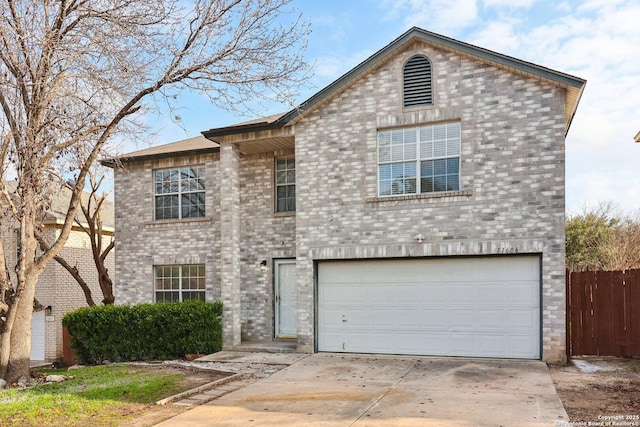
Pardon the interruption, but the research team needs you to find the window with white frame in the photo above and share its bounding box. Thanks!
[154,264,205,303]
[154,167,205,220]
[275,157,295,212]
[378,122,460,196]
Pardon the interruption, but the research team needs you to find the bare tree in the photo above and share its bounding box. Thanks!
[36,168,115,307]
[0,0,309,383]
[566,203,640,272]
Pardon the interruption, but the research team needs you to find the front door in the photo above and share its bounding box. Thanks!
[31,310,45,361]
[275,260,297,337]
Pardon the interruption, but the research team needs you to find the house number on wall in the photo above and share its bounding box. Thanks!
[497,247,519,254]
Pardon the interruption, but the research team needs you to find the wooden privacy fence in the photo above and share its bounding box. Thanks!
[567,269,640,357]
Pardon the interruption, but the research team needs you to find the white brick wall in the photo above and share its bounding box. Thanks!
[294,41,566,361]
[1,222,114,361]
[114,39,569,363]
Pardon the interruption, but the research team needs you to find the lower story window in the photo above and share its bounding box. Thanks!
[154,264,205,303]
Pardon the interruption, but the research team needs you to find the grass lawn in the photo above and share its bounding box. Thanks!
[0,364,220,427]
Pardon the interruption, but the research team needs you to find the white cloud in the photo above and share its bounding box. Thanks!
[566,169,640,216]
[482,0,534,8]
[463,0,640,212]
[313,56,345,81]
[578,0,630,12]
[312,49,376,82]
[309,13,353,43]
[380,0,479,35]
[469,18,521,53]
[554,2,572,13]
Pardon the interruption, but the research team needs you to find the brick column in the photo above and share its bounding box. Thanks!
[220,143,241,348]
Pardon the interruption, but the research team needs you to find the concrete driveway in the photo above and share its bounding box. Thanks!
[157,353,568,426]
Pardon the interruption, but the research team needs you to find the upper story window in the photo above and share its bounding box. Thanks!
[378,122,460,197]
[275,157,295,213]
[154,264,205,303]
[403,55,433,108]
[154,167,205,220]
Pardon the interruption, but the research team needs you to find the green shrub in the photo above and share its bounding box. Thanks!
[62,300,223,364]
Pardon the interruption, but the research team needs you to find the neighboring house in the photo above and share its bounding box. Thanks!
[105,27,585,363]
[0,183,114,362]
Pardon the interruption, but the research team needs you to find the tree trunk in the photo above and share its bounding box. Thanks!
[1,203,43,382]
[2,272,38,383]
[98,264,114,305]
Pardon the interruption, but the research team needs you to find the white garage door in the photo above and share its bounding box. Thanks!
[318,256,540,359]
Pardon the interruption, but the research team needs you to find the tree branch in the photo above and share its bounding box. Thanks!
[34,231,96,307]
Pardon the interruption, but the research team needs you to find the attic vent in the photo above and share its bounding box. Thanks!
[403,55,432,107]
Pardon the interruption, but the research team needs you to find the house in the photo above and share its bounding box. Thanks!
[105,27,585,363]
[635,131,639,143]
[0,183,115,362]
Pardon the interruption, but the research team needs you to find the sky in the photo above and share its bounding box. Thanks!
[142,0,640,214]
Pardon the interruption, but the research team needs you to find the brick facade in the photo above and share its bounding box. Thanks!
[114,152,222,306]
[1,220,114,361]
[112,29,583,363]
[294,41,567,361]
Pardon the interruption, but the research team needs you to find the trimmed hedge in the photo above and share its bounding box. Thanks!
[62,300,223,364]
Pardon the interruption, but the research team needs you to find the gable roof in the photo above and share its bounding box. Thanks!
[204,27,586,139]
[2,181,114,230]
[101,135,219,167]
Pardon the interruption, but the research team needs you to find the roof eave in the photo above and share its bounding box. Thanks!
[202,120,285,139]
[201,27,587,138]
[567,86,586,137]
[101,147,219,168]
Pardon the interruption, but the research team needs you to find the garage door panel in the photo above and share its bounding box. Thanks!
[507,336,538,358]
[449,333,484,355]
[423,285,449,303]
[344,286,368,302]
[367,309,394,327]
[318,331,342,351]
[477,309,508,329]
[318,256,541,359]
[319,286,342,304]
[393,285,423,304]
[447,285,478,303]
[508,310,539,330]
[343,308,378,328]
[395,309,425,328]
[343,332,391,353]
[509,283,539,304]
[449,309,477,329]
[476,284,508,304]
[422,310,450,329]
[475,335,508,355]
[508,257,540,279]
[368,286,394,304]
[318,308,343,328]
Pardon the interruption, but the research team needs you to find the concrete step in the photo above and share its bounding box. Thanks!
[232,339,297,354]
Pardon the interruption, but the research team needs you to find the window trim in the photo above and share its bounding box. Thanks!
[274,156,296,213]
[377,122,461,198]
[154,264,206,303]
[153,166,205,221]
